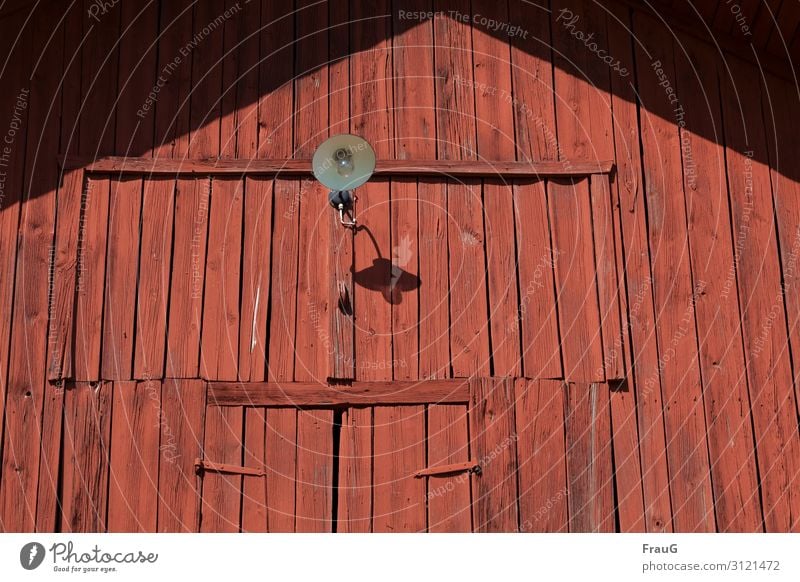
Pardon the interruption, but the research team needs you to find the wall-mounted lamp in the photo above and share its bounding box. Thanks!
[312,134,376,228]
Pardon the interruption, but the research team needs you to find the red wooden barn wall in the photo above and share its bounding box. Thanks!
[0,0,799,532]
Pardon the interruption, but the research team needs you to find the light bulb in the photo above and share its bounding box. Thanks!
[334,148,354,177]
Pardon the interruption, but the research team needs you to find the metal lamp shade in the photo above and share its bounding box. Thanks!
[311,134,376,192]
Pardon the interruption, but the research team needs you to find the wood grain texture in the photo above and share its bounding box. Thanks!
[107,381,160,532]
[208,378,470,407]
[200,406,242,532]
[515,378,567,532]
[590,174,626,380]
[337,407,372,532]
[134,179,175,380]
[607,1,669,533]
[469,377,519,532]
[513,180,562,378]
[65,156,614,176]
[373,406,427,532]
[60,381,112,532]
[727,62,800,532]
[102,178,142,380]
[547,178,604,382]
[200,178,243,381]
[240,407,268,532]
[0,11,62,532]
[564,381,614,532]
[166,178,210,378]
[73,177,110,381]
[674,33,762,532]
[157,379,206,532]
[295,409,333,532]
[427,404,472,532]
[47,169,84,380]
[634,12,715,532]
[238,178,272,381]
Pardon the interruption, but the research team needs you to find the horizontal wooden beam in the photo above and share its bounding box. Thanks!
[206,378,470,407]
[59,155,614,177]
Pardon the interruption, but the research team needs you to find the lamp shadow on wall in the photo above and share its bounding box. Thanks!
[351,224,421,305]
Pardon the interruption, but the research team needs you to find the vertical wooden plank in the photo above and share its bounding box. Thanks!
[727,62,800,532]
[267,179,300,383]
[434,0,476,160]
[353,181,392,361]
[330,214,355,379]
[471,0,520,378]
[418,181,451,379]
[434,1,486,379]
[134,179,174,380]
[166,178,210,378]
[607,1,668,533]
[74,177,110,381]
[674,34,762,532]
[264,407,297,532]
[337,407,373,532]
[107,381,159,532]
[257,0,293,159]
[116,0,157,155]
[240,408,267,532]
[31,9,66,532]
[294,0,328,156]
[564,381,614,532]
[329,0,354,377]
[390,180,419,377]
[590,174,625,380]
[102,178,142,380]
[188,0,224,159]
[634,12,715,532]
[393,0,436,161]
[60,381,112,532]
[426,404,472,532]
[0,15,28,494]
[509,0,558,162]
[350,0,393,154]
[47,169,83,380]
[200,178,243,381]
[294,0,335,526]
[295,180,331,381]
[515,379,567,532]
[265,177,299,532]
[295,409,333,532]
[157,379,206,532]
[483,182,521,377]
[0,11,62,532]
[547,178,604,381]
[471,0,515,161]
[447,183,491,377]
[469,377,519,532]
[219,0,240,158]
[373,406,427,532]
[551,0,618,382]
[79,0,120,155]
[152,0,193,158]
[238,178,272,381]
[200,406,243,532]
[513,180,562,378]
[435,1,486,379]
[231,0,260,158]
[766,77,800,435]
